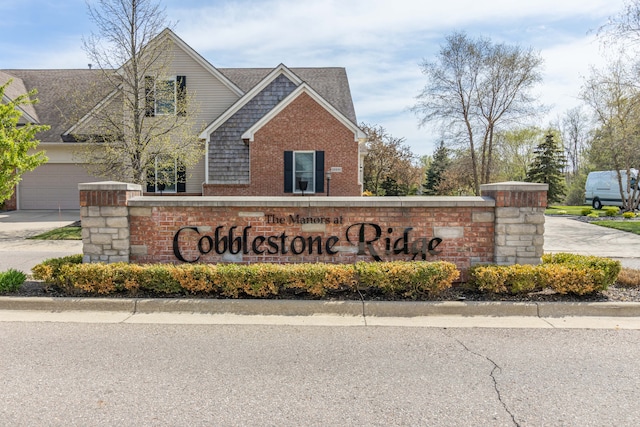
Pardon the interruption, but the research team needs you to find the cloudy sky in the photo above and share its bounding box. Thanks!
[0,0,625,156]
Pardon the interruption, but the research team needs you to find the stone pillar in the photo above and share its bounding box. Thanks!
[78,181,142,263]
[480,182,548,266]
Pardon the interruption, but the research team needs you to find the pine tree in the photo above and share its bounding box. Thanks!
[423,141,451,195]
[525,133,567,203]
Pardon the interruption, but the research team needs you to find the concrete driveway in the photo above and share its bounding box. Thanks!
[544,215,640,269]
[0,210,82,273]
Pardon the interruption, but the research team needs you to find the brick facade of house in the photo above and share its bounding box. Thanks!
[203,92,361,197]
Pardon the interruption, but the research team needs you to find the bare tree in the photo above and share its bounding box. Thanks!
[493,127,541,182]
[581,57,640,211]
[412,32,544,194]
[599,0,640,46]
[560,107,591,179]
[360,123,422,196]
[70,0,203,187]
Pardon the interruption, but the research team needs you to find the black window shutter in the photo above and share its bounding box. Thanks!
[177,162,186,192]
[145,76,155,117]
[146,166,156,193]
[284,151,293,193]
[315,151,325,193]
[177,75,186,116]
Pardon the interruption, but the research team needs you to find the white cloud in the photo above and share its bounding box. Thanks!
[2,0,627,156]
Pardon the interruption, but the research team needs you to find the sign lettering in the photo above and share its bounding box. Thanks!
[173,218,442,263]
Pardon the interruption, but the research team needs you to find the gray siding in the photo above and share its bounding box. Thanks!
[209,74,297,184]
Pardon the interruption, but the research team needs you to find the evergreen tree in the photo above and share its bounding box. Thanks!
[423,141,451,195]
[525,132,567,203]
[380,176,403,196]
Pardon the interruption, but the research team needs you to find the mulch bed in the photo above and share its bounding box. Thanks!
[4,281,640,303]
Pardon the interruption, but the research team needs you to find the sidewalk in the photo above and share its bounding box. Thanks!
[2,297,640,329]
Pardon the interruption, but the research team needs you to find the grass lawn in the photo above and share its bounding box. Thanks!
[595,221,640,235]
[28,226,82,240]
[546,205,640,235]
[545,205,602,215]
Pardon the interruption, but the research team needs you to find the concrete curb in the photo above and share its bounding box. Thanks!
[2,296,640,318]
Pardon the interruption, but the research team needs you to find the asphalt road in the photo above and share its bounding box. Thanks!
[1,322,639,427]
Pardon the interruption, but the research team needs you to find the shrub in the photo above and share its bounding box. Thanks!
[604,207,620,217]
[355,261,459,299]
[616,268,640,288]
[587,212,599,218]
[468,264,541,294]
[32,254,83,288]
[581,208,593,216]
[468,253,621,296]
[555,210,568,215]
[31,257,459,299]
[0,269,27,292]
[622,211,636,219]
[281,263,355,297]
[60,263,117,294]
[542,253,621,289]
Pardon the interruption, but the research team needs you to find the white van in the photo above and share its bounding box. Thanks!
[585,169,639,209]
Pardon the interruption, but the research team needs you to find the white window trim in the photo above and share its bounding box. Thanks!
[155,77,177,116]
[293,151,315,194]
[154,157,178,193]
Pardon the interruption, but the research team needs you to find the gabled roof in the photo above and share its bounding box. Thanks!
[1,31,360,144]
[219,67,357,123]
[64,28,245,139]
[0,70,40,123]
[199,64,303,139]
[151,29,243,97]
[241,83,365,142]
[0,69,113,142]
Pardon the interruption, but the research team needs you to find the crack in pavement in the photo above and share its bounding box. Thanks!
[452,336,520,427]
[357,289,368,326]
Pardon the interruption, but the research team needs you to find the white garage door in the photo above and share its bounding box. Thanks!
[19,164,101,210]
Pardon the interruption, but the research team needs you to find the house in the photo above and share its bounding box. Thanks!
[1,29,365,210]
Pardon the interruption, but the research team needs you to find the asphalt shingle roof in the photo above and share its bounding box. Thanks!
[1,69,113,142]
[218,67,357,123]
[1,66,358,143]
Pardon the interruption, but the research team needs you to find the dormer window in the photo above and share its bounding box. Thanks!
[145,75,186,117]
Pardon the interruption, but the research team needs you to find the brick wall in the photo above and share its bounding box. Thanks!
[80,181,548,278]
[2,186,17,210]
[128,204,496,276]
[204,92,361,197]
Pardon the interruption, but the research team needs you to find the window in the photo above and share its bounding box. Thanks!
[146,157,186,193]
[294,151,314,193]
[284,151,324,194]
[155,79,176,115]
[145,76,186,117]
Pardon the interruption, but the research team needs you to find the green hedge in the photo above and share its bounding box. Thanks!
[32,258,459,300]
[32,252,620,298]
[468,253,621,295]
